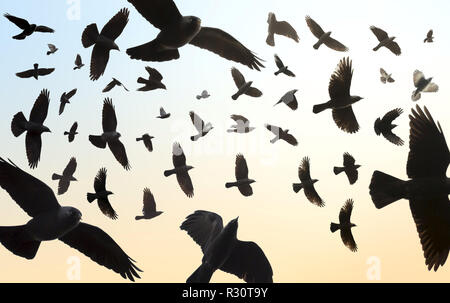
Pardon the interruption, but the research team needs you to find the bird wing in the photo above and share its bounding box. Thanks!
[108,140,130,170]
[48,44,56,51]
[127,0,181,30]
[273,20,299,42]
[221,240,273,283]
[380,68,388,77]
[386,41,401,56]
[65,88,77,99]
[339,199,354,224]
[343,152,355,166]
[59,222,141,281]
[265,124,281,136]
[57,179,70,195]
[383,130,404,146]
[230,114,249,125]
[298,157,311,181]
[4,14,30,29]
[0,158,60,217]
[340,228,358,252]
[100,8,129,41]
[189,27,264,71]
[176,171,194,198]
[75,54,82,66]
[274,54,284,69]
[159,107,167,116]
[35,26,54,33]
[16,69,34,78]
[282,133,298,146]
[93,167,107,193]
[98,198,118,220]
[25,133,42,169]
[90,45,110,81]
[324,37,348,52]
[172,142,187,168]
[382,108,403,124]
[305,16,325,39]
[245,87,263,98]
[180,210,223,252]
[143,136,153,152]
[332,107,360,134]
[413,70,424,87]
[70,122,78,133]
[142,187,156,215]
[370,26,389,41]
[235,154,249,180]
[102,98,117,132]
[423,82,439,93]
[237,184,253,197]
[145,66,163,81]
[231,67,246,88]
[407,105,449,179]
[304,184,325,207]
[328,57,353,99]
[29,89,50,124]
[189,111,205,132]
[62,157,77,177]
[103,80,116,92]
[282,91,298,110]
[37,68,55,76]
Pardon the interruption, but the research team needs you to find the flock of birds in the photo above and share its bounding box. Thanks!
[0,0,448,283]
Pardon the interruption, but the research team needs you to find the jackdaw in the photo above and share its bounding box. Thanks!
[59,88,77,115]
[46,44,58,55]
[164,143,194,198]
[424,30,434,43]
[370,26,401,55]
[274,54,295,77]
[374,108,404,146]
[227,115,255,133]
[333,153,360,185]
[330,199,358,252]
[52,157,77,195]
[157,107,170,119]
[231,67,262,100]
[380,68,395,83]
[411,70,438,101]
[136,134,154,152]
[196,90,210,100]
[293,157,324,207]
[266,12,299,46]
[137,67,166,91]
[103,78,129,93]
[73,54,84,70]
[274,89,298,110]
[135,188,163,221]
[190,111,213,141]
[225,154,255,197]
[87,167,118,220]
[64,122,78,143]
[16,64,54,80]
[265,124,298,146]
[4,13,54,40]
[305,16,348,52]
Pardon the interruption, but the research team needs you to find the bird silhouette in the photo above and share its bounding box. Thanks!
[330,199,358,252]
[196,90,210,100]
[136,134,154,152]
[52,157,77,195]
[333,153,361,185]
[156,107,170,119]
[266,12,299,46]
[411,70,438,101]
[4,13,54,40]
[265,124,298,146]
[230,67,262,100]
[380,68,395,84]
[274,89,298,110]
[189,111,213,141]
[87,167,118,220]
[305,16,348,52]
[374,108,404,146]
[293,157,324,207]
[73,54,84,70]
[424,29,434,43]
[46,44,58,55]
[64,122,78,143]
[227,115,255,133]
[137,67,166,91]
[135,188,163,220]
[164,143,194,198]
[274,54,295,77]
[370,26,401,55]
[225,154,255,197]
[16,64,54,80]
[59,88,77,115]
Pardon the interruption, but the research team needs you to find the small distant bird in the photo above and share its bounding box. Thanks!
[380,68,395,84]
[16,63,54,80]
[374,108,404,146]
[265,124,298,146]
[227,115,255,133]
[313,57,363,134]
[305,16,348,52]
[46,44,58,55]
[103,78,129,93]
[231,67,262,100]
[164,143,194,198]
[156,107,170,119]
[266,12,299,47]
[334,153,361,185]
[370,26,401,55]
[293,157,324,207]
[330,199,358,252]
[274,54,295,77]
[64,122,78,143]
[135,188,163,221]
[274,89,298,110]
[82,8,129,80]
[52,157,77,195]
[4,13,54,40]
[89,98,130,170]
[411,70,438,101]
[11,89,51,169]
[225,154,255,197]
[59,88,77,115]
[73,54,84,70]
[424,30,434,43]
[137,66,166,91]
[189,111,213,141]
[196,90,210,100]
[181,210,273,283]
[369,105,450,271]
[136,134,154,152]
[87,168,117,220]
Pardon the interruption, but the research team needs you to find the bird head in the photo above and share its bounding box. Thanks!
[186,165,194,171]
[64,207,82,223]
[43,126,51,133]
[33,63,39,70]
[112,43,120,51]
[355,165,361,169]
[150,135,155,139]
[248,179,256,184]
[354,96,364,102]
[106,191,114,196]
[185,16,202,31]
[312,179,319,184]
[351,223,357,228]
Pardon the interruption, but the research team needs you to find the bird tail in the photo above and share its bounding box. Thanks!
[313,102,330,114]
[137,77,148,84]
[0,226,40,260]
[274,70,281,76]
[334,167,345,175]
[190,135,201,141]
[47,51,52,55]
[12,33,26,40]
[64,131,70,136]
[411,91,421,102]
[369,170,406,209]
[81,23,99,48]
[164,169,176,177]
[11,112,27,137]
[270,137,278,144]
[373,44,381,51]
[330,223,340,233]
[88,135,106,149]
[266,33,275,47]
[196,95,202,100]
[186,263,215,283]
[225,182,238,188]
[136,137,143,142]
[86,193,97,203]
[135,216,145,220]
[52,173,62,180]
[313,41,322,49]
[231,92,240,100]
[292,183,303,193]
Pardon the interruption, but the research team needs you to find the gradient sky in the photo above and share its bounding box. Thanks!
[0,0,449,282]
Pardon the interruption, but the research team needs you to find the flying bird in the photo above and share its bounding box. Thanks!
[126,0,264,70]
[156,107,170,119]
[274,89,298,110]
[11,89,51,169]
[313,57,363,134]
[59,88,77,115]
[380,68,395,83]
[225,154,255,197]
[411,70,438,101]
[265,124,298,146]
[82,8,129,80]
[274,54,295,77]
[52,157,77,195]
[89,98,130,170]
[137,66,166,91]
[370,26,401,55]
[46,44,58,55]
[4,13,54,40]
[196,90,210,100]
[189,111,213,141]
[16,64,54,80]
[135,188,163,221]
[163,143,194,198]
[424,29,434,43]
[103,78,129,93]
[87,167,118,220]
[374,108,404,146]
[181,210,273,283]
[230,67,262,100]
[227,115,255,133]
[0,158,141,281]
[305,16,348,52]
[369,105,450,271]
[334,153,361,185]
[136,134,154,152]
[73,54,84,70]
[330,199,358,252]
[266,12,299,46]
[64,122,79,143]
[292,157,324,207]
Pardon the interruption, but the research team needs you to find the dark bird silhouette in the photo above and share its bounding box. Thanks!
[73,54,84,70]
[103,78,129,93]
[424,29,434,43]
[156,107,170,119]
[46,44,58,55]
[274,89,298,110]
[231,67,262,100]
[16,64,54,80]
[293,157,324,207]
[380,68,395,83]
[126,0,264,71]
[137,66,166,91]
[190,111,213,141]
[52,157,77,195]
[89,98,130,170]
[82,8,129,80]
[164,143,194,198]
[374,108,404,146]
[265,124,298,146]
[370,26,401,55]
[225,154,255,197]
[411,70,438,101]
[305,16,348,52]
[11,89,51,169]
[0,158,141,281]
[334,153,361,185]
[266,12,299,46]
[87,167,118,220]
[330,199,358,252]
[196,90,210,100]
[274,54,295,77]
[135,188,163,220]
[227,115,255,133]
[59,88,77,115]
[136,134,154,152]
[64,122,78,143]
[4,13,54,40]
[369,105,450,271]
[181,210,273,283]
[313,57,363,134]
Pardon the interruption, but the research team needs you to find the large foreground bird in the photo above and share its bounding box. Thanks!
[4,13,54,40]
[369,105,450,271]
[180,210,273,283]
